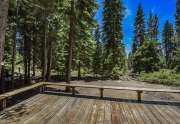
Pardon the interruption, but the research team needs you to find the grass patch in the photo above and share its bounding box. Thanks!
[139,69,180,86]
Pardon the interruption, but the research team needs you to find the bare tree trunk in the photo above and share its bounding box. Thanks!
[27,37,31,84]
[46,39,53,81]
[66,0,75,88]
[11,0,20,88]
[42,10,47,81]
[11,32,16,88]
[23,35,28,84]
[32,40,36,77]
[78,61,81,80]
[32,25,38,77]
[0,65,5,93]
[27,57,31,84]
[0,0,9,80]
[32,56,36,77]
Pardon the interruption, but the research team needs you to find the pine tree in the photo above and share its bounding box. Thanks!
[176,0,180,39]
[132,40,160,73]
[0,0,9,80]
[66,0,97,83]
[147,12,154,40]
[102,0,125,73]
[172,35,180,72]
[66,0,75,85]
[162,20,174,68]
[132,4,145,53]
[148,13,159,41]
[174,0,180,72]
[75,0,98,79]
[132,9,160,73]
[93,25,102,75]
[153,14,159,41]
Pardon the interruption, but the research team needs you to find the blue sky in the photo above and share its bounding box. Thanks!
[95,0,176,53]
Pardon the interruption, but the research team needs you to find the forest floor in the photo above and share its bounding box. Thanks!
[0,79,180,124]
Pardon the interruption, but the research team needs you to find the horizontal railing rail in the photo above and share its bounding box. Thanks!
[0,82,180,111]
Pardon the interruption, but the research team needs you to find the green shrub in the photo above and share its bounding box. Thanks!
[109,66,126,79]
[139,69,180,86]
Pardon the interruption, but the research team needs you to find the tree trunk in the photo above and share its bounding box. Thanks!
[27,38,31,84]
[32,27,38,77]
[66,0,75,85]
[23,35,28,84]
[78,61,81,80]
[32,45,36,77]
[0,65,5,93]
[66,0,75,91]
[46,39,53,81]
[11,32,16,88]
[42,10,47,81]
[0,0,9,80]
[27,57,31,84]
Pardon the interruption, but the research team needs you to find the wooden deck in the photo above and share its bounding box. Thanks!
[0,80,180,124]
[0,93,180,124]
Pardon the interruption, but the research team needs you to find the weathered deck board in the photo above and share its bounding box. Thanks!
[141,104,160,123]
[133,104,151,124]
[87,100,99,124]
[0,94,180,124]
[103,101,111,124]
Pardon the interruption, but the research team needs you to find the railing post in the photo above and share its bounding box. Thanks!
[40,86,43,92]
[2,98,7,110]
[43,84,46,92]
[40,84,46,93]
[72,87,75,96]
[100,88,104,98]
[137,91,143,102]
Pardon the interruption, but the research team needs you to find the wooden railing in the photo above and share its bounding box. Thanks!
[0,82,180,110]
[45,83,180,101]
[0,82,45,110]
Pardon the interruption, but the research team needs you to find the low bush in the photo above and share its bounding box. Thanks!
[139,69,180,86]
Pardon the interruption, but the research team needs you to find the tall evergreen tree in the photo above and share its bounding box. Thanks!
[75,0,97,79]
[132,4,145,53]
[66,0,75,85]
[153,14,159,41]
[132,8,160,73]
[147,12,154,40]
[162,20,174,68]
[66,0,97,84]
[176,0,180,39]
[93,25,102,75]
[102,0,125,73]
[174,0,180,71]
[132,40,160,73]
[0,0,9,80]
[147,13,159,41]
[172,35,180,71]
